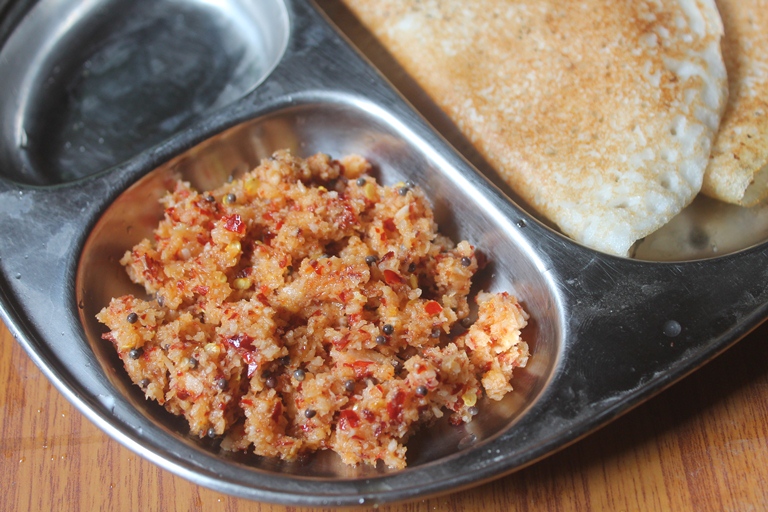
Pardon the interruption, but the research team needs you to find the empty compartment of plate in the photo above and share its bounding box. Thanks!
[0,0,288,186]
[77,95,562,477]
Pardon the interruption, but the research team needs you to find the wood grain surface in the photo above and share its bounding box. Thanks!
[2,317,767,512]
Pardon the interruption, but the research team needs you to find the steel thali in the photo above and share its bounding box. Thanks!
[1,0,768,506]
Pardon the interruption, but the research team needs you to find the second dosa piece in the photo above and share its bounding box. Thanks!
[343,0,728,256]
[703,0,768,206]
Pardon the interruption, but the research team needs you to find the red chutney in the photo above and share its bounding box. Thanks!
[96,150,530,469]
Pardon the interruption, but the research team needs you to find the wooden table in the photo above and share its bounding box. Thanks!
[2,316,767,511]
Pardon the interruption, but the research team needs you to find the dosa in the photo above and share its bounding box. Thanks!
[341,0,728,256]
[703,0,768,206]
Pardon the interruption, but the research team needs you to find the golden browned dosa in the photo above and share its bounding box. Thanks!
[342,0,728,256]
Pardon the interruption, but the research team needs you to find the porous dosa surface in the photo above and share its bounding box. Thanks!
[343,0,728,255]
[703,0,768,206]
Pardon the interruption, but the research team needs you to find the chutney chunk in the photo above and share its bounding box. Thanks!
[461,292,531,401]
[97,150,530,468]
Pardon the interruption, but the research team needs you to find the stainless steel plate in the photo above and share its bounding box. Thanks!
[1,0,768,507]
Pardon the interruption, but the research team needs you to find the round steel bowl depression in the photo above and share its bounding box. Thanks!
[0,0,288,185]
[3,0,768,507]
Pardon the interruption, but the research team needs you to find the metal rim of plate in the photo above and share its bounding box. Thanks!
[0,0,767,507]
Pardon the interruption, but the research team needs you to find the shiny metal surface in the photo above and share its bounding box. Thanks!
[1,0,768,507]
